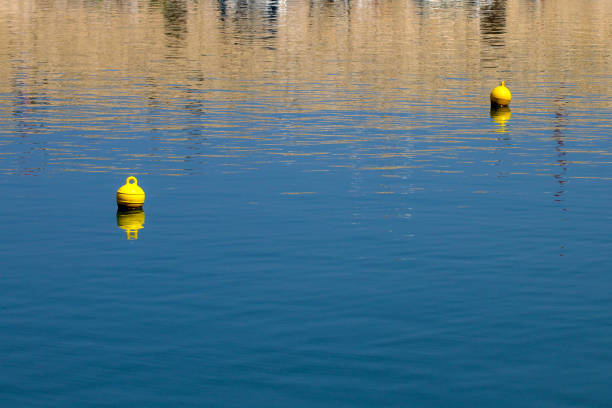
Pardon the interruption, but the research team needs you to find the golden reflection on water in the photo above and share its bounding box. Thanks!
[117,208,145,240]
[490,106,511,133]
[0,0,610,176]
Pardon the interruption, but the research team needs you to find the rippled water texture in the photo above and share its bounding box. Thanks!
[1,0,611,406]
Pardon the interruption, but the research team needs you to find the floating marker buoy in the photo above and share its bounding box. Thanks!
[116,176,145,209]
[490,81,512,106]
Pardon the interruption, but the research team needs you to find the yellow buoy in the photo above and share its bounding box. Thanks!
[117,209,145,240]
[490,81,512,106]
[116,176,145,209]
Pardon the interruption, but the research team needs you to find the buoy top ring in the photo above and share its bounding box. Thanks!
[117,176,145,207]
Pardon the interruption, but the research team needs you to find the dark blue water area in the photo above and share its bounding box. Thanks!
[2,144,612,407]
[2,71,612,407]
[2,0,612,404]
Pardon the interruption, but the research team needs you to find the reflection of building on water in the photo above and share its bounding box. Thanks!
[163,0,188,36]
[412,0,509,73]
[0,0,607,105]
[11,70,50,175]
[161,0,188,56]
[478,0,507,70]
[479,0,506,47]
[0,0,610,176]
[550,91,569,256]
[552,93,568,211]
[117,209,146,240]
[214,0,281,45]
[413,0,503,14]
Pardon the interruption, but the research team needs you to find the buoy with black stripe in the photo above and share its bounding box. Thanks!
[490,81,512,107]
[116,176,145,209]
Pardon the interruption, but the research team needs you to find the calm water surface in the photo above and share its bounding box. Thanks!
[1,0,612,406]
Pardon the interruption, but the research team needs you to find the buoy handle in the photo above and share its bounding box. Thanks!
[126,176,138,185]
[501,80,505,86]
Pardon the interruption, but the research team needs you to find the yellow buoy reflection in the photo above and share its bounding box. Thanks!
[117,208,145,240]
[490,106,511,133]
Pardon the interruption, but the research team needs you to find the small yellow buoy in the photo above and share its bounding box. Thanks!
[490,81,512,106]
[116,176,145,209]
[117,209,145,240]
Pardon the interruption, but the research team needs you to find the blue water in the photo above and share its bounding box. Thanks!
[1,0,612,406]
